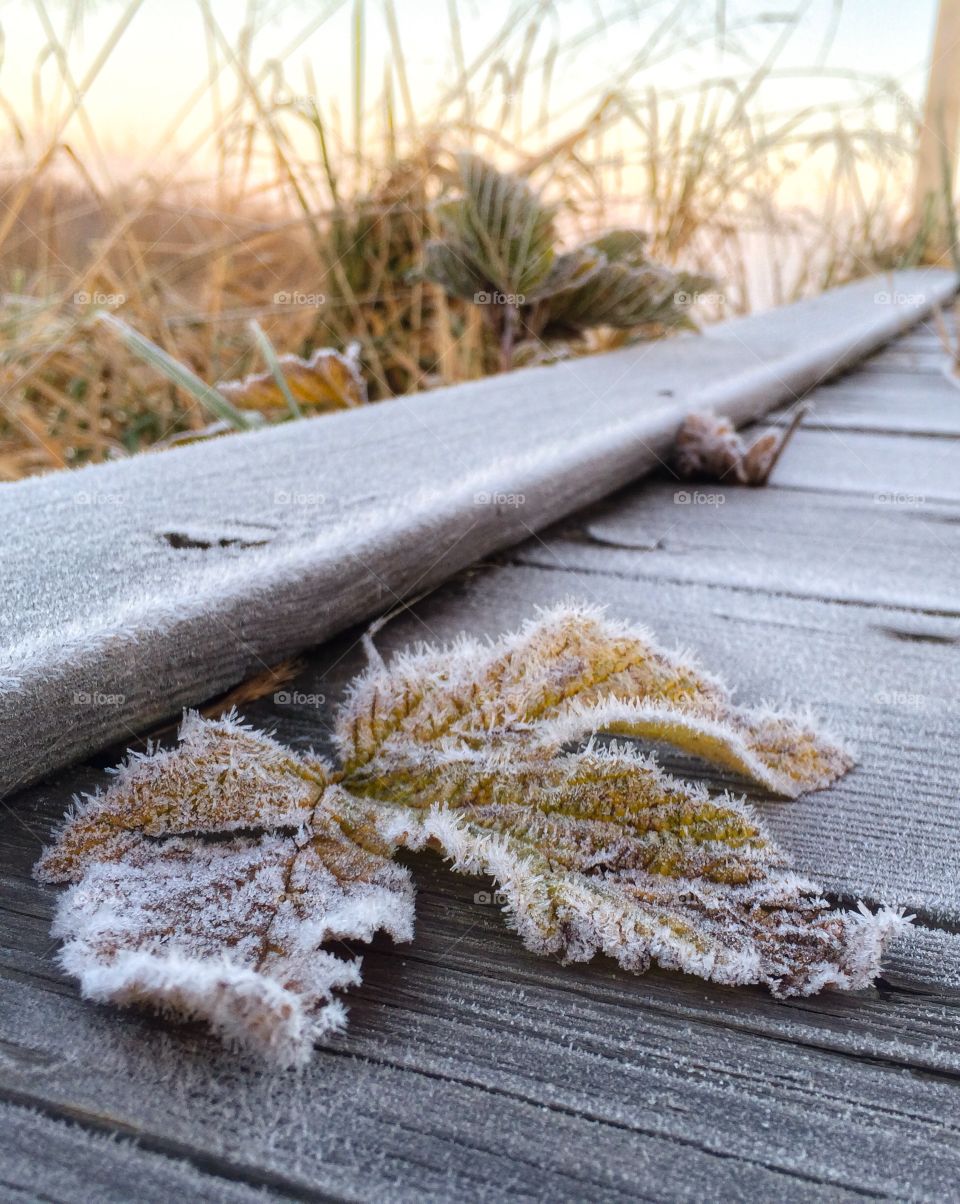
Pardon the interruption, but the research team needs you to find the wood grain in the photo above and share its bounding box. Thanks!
[3,840,960,1202]
[0,1102,270,1203]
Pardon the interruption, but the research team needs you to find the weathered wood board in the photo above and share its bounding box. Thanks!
[3,796,960,1202]
[0,1102,267,1203]
[2,277,960,1202]
[770,378,960,437]
[514,480,960,610]
[1,270,954,800]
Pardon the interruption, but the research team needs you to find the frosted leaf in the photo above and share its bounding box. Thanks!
[337,604,853,797]
[534,698,852,798]
[39,606,902,1063]
[38,716,414,1067]
[675,408,806,486]
[349,743,907,996]
[336,606,900,997]
[37,710,332,881]
[218,344,367,412]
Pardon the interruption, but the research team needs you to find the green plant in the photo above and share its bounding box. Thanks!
[423,153,712,369]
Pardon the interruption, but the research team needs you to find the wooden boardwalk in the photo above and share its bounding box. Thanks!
[2,282,960,1201]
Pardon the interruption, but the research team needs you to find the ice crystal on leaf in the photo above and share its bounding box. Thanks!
[38,606,906,1067]
[218,344,367,412]
[338,606,853,798]
[38,714,414,1068]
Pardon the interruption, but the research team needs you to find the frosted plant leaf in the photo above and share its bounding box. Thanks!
[337,604,853,797]
[37,710,332,879]
[346,743,906,997]
[37,714,414,1068]
[675,408,807,486]
[39,606,902,1064]
[532,696,853,799]
[218,344,367,412]
[334,605,901,997]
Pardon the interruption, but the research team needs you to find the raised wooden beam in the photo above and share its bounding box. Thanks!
[0,269,954,799]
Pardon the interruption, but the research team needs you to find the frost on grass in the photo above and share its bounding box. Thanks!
[38,605,906,1066]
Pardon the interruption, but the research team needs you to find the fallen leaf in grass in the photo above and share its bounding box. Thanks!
[218,343,367,413]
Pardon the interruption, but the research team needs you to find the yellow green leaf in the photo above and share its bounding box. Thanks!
[218,345,367,413]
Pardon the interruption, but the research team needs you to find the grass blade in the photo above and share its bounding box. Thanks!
[99,313,255,432]
[247,319,303,418]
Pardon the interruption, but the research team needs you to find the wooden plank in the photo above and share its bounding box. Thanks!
[763,428,960,500]
[768,378,960,438]
[885,924,960,992]
[884,327,956,352]
[510,478,960,612]
[0,1101,269,1203]
[1,270,954,801]
[3,846,960,1202]
[857,346,955,374]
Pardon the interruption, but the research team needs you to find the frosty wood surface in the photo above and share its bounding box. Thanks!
[511,478,960,611]
[744,427,959,499]
[773,377,960,436]
[2,809,960,1201]
[3,789,960,1202]
[0,269,954,801]
[0,1102,266,1203]
[2,276,960,1201]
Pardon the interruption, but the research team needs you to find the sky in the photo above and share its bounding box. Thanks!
[0,0,944,180]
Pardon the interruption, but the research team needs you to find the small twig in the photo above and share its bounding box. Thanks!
[755,401,812,485]
[362,588,437,669]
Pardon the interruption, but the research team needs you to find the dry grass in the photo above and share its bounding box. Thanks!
[0,0,938,480]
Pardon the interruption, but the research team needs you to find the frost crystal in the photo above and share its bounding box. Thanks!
[38,715,414,1068]
[38,605,906,1066]
[217,343,366,412]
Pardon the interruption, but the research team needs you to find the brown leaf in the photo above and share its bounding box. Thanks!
[38,713,414,1066]
[218,345,367,412]
[675,407,809,486]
